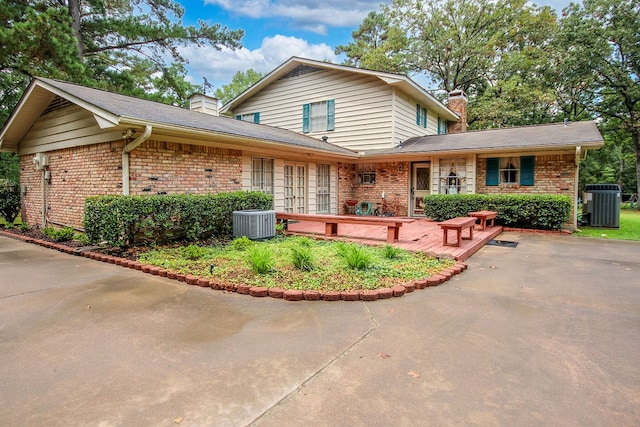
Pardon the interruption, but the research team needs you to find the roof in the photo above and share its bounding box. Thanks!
[219,57,460,122]
[0,77,357,157]
[365,121,604,158]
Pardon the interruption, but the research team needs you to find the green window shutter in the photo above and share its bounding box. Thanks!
[235,115,241,120]
[437,117,441,134]
[486,158,499,186]
[423,107,428,128]
[444,121,448,134]
[302,103,310,133]
[416,104,421,125]
[254,112,260,124]
[327,99,335,131]
[520,156,535,185]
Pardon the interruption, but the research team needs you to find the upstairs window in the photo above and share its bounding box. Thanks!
[437,117,448,134]
[303,100,335,133]
[236,112,260,124]
[416,104,427,128]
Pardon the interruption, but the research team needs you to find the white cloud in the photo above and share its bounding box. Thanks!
[204,0,385,33]
[181,34,338,88]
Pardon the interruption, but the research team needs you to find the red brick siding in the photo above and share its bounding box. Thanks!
[129,141,241,195]
[338,162,409,215]
[19,140,242,229]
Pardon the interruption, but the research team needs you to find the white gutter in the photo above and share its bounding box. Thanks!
[122,125,152,195]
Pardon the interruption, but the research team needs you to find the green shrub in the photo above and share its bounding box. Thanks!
[291,245,315,271]
[246,245,274,274]
[336,243,373,270]
[231,236,254,251]
[0,179,20,223]
[43,226,75,242]
[383,244,403,260]
[422,194,572,230]
[181,244,207,260]
[83,192,273,247]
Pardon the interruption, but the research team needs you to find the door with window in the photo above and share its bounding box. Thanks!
[411,162,430,216]
[284,164,307,213]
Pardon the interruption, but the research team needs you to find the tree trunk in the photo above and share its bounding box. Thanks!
[67,0,84,58]
[633,128,640,211]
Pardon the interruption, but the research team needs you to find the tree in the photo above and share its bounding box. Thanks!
[0,0,244,126]
[558,0,640,206]
[335,10,410,74]
[214,69,264,106]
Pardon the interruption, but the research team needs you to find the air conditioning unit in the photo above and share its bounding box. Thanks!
[232,210,276,240]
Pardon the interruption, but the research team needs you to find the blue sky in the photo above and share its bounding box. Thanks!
[176,0,573,91]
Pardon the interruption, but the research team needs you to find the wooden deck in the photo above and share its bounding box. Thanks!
[283,216,503,261]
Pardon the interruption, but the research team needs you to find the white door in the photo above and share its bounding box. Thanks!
[411,163,430,216]
[284,164,307,213]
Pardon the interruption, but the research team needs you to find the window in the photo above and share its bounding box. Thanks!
[437,117,448,134]
[439,158,467,194]
[251,157,274,194]
[302,100,335,133]
[416,104,427,128]
[235,112,260,124]
[486,156,535,186]
[317,164,331,214]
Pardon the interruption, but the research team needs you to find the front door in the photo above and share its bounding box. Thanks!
[284,164,307,213]
[411,162,430,216]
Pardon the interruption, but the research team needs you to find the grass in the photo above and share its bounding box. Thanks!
[138,236,454,291]
[576,209,640,241]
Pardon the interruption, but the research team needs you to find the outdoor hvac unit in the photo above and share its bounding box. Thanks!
[582,184,620,228]
[232,210,276,240]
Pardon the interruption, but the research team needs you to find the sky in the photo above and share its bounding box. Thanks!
[176,0,573,92]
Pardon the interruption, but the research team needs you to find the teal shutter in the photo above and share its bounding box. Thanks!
[437,117,441,134]
[235,115,241,120]
[520,156,535,185]
[254,112,260,124]
[423,107,428,128]
[302,103,310,133]
[326,99,335,131]
[486,158,499,186]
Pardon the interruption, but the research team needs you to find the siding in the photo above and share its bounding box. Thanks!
[394,90,439,142]
[234,69,395,151]
[17,105,124,155]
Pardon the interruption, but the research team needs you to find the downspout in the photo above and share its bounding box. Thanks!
[574,146,582,231]
[122,125,152,195]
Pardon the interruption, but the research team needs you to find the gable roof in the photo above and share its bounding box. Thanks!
[219,57,460,122]
[364,121,604,159]
[0,77,357,157]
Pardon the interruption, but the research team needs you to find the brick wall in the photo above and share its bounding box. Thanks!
[20,140,242,229]
[338,162,409,215]
[129,141,241,195]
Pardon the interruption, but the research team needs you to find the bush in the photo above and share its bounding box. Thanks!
[246,245,274,274]
[231,236,254,251]
[181,244,207,260]
[83,192,273,247]
[422,194,572,230]
[291,245,315,271]
[336,242,373,270]
[43,226,76,242]
[0,179,20,223]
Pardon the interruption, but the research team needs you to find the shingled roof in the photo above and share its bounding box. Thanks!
[366,121,603,157]
[0,77,357,157]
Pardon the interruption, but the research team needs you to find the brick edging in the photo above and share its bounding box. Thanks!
[0,230,467,302]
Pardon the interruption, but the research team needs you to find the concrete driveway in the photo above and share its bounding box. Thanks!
[0,233,638,426]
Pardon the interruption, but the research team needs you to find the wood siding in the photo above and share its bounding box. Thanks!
[17,105,124,156]
[234,69,395,151]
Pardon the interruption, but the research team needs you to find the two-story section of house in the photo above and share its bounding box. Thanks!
[221,57,464,216]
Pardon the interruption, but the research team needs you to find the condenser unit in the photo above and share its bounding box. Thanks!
[232,210,276,240]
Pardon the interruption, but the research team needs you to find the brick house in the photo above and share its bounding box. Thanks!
[0,57,603,230]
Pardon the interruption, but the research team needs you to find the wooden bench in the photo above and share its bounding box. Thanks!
[468,210,498,230]
[276,213,414,243]
[437,217,477,247]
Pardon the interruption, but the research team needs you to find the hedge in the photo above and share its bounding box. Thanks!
[0,179,20,223]
[422,194,572,230]
[83,192,273,247]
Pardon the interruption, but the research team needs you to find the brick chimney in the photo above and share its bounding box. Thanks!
[447,90,467,133]
[189,93,219,116]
